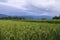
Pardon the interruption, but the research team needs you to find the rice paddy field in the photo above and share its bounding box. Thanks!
[0,20,60,40]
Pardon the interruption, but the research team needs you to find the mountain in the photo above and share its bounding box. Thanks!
[23,15,52,20]
[0,14,7,18]
[0,13,52,19]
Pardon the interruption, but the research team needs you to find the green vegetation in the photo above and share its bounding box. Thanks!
[0,16,26,20]
[23,20,60,23]
[0,15,60,20]
[0,20,60,40]
[53,16,60,19]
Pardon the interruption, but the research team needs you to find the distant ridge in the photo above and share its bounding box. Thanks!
[0,14,52,19]
[0,14,7,17]
[18,15,52,20]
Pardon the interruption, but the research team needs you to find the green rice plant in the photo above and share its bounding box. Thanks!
[0,20,60,40]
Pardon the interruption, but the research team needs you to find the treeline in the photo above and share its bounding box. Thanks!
[53,16,60,19]
[0,16,60,20]
[0,16,26,20]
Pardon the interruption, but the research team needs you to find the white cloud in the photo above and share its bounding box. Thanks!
[7,0,26,6]
[0,0,28,10]
[0,0,60,16]
[7,0,28,10]
[7,0,60,12]
[0,0,7,2]
[30,0,60,12]
[30,0,55,8]
[0,0,60,12]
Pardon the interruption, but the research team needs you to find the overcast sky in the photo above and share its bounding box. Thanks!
[0,0,60,16]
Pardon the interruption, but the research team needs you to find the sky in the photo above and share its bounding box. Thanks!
[0,0,60,16]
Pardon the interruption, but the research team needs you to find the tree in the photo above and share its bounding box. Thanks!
[53,16,60,19]
[41,18,47,20]
[0,16,26,20]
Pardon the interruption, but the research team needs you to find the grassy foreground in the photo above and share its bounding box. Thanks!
[0,20,60,40]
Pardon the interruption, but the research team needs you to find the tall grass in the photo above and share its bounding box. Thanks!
[0,20,60,40]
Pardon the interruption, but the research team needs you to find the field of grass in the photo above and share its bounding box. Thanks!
[0,20,60,40]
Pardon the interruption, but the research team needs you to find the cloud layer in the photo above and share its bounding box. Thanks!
[0,0,7,2]
[0,0,60,16]
[31,0,60,12]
